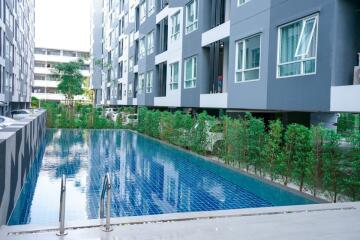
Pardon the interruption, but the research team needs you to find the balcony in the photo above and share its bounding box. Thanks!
[330,53,360,112]
[200,93,228,108]
[330,85,360,112]
[201,21,230,47]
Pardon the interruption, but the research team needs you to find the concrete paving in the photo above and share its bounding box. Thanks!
[1,202,359,240]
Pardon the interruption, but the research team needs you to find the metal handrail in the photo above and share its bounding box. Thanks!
[100,173,113,232]
[56,175,67,236]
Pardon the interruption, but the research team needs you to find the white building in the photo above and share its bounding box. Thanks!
[32,47,90,102]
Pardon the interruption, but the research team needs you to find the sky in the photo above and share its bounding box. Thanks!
[35,0,91,52]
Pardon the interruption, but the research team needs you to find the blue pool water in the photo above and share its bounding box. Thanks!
[8,129,316,225]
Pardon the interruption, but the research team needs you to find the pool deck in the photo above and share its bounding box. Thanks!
[1,202,359,240]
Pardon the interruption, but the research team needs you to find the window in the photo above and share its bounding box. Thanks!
[107,87,111,100]
[118,61,123,79]
[277,14,318,77]
[35,48,46,55]
[159,0,169,10]
[129,57,134,72]
[235,34,261,82]
[140,2,146,24]
[119,19,124,35]
[34,74,46,80]
[138,73,145,92]
[139,37,146,59]
[158,18,168,53]
[185,0,198,34]
[146,71,153,93]
[117,83,123,100]
[184,56,197,88]
[63,51,76,57]
[124,13,129,28]
[118,39,124,57]
[171,12,180,41]
[130,31,134,47]
[124,60,127,74]
[147,31,154,55]
[128,84,133,96]
[237,0,250,7]
[147,0,155,16]
[170,62,179,90]
[129,6,135,23]
[47,49,61,56]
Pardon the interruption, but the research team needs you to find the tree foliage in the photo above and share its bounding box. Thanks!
[322,130,343,202]
[54,60,85,107]
[264,120,283,180]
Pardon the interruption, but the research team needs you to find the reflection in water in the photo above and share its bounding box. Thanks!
[8,130,315,225]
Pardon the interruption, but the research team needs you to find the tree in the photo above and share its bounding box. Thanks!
[248,116,265,175]
[310,125,326,196]
[264,120,283,181]
[223,117,241,166]
[190,112,212,154]
[343,133,360,201]
[83,77,94,103]
[54,59,85,107]
[239,114,250,170]
[31,96,39,108]
[283,124,312,190]
[322,130,343,202]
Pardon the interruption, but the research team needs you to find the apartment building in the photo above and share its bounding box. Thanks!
[0,0,35,116]
[90,0,104,105]
[32,47,90,102]
[91,0,360,126]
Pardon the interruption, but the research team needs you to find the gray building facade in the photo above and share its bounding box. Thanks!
[90,0,104,105]
[0,0,35,116]
[91,0,360,121]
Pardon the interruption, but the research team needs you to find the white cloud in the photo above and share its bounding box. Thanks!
[35,0,91,52]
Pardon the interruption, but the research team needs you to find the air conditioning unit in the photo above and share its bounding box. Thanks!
[354,53,360,85]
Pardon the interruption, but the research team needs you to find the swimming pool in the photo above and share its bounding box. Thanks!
[8,129,316,225]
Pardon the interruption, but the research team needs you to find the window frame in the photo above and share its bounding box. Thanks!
[276,14,319,79]
[185,0,198,35]
[170,62,179,90]
[237,0,250,7]
[184,56,197,89]
[138,73,145,93]
[139,37,146,59]
[235,34,261,83]
[171,11,180,41]
[146,70,153,93]
[140,1,146,24]
[147,31,154,55]
[147,0,155,16]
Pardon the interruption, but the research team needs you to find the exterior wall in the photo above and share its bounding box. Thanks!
[90,0,104,105]
[228,0,270,110]
[32,48,90,102]
[0,0,35,116]
[0,110,46,226]
[267,0,335,112]
[93,0,360,113]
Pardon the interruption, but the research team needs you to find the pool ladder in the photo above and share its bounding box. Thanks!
[56,173,113,236]
[100,173,113,232]
[57,175,67,236]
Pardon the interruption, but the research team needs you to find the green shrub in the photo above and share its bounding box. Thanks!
[189,112,213,154]
[264,120,284,181]
[248,116,265,175]
[322,130,344,202]
[223,117,241,166]
[342,133,360,201]
[282,124,312,190]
